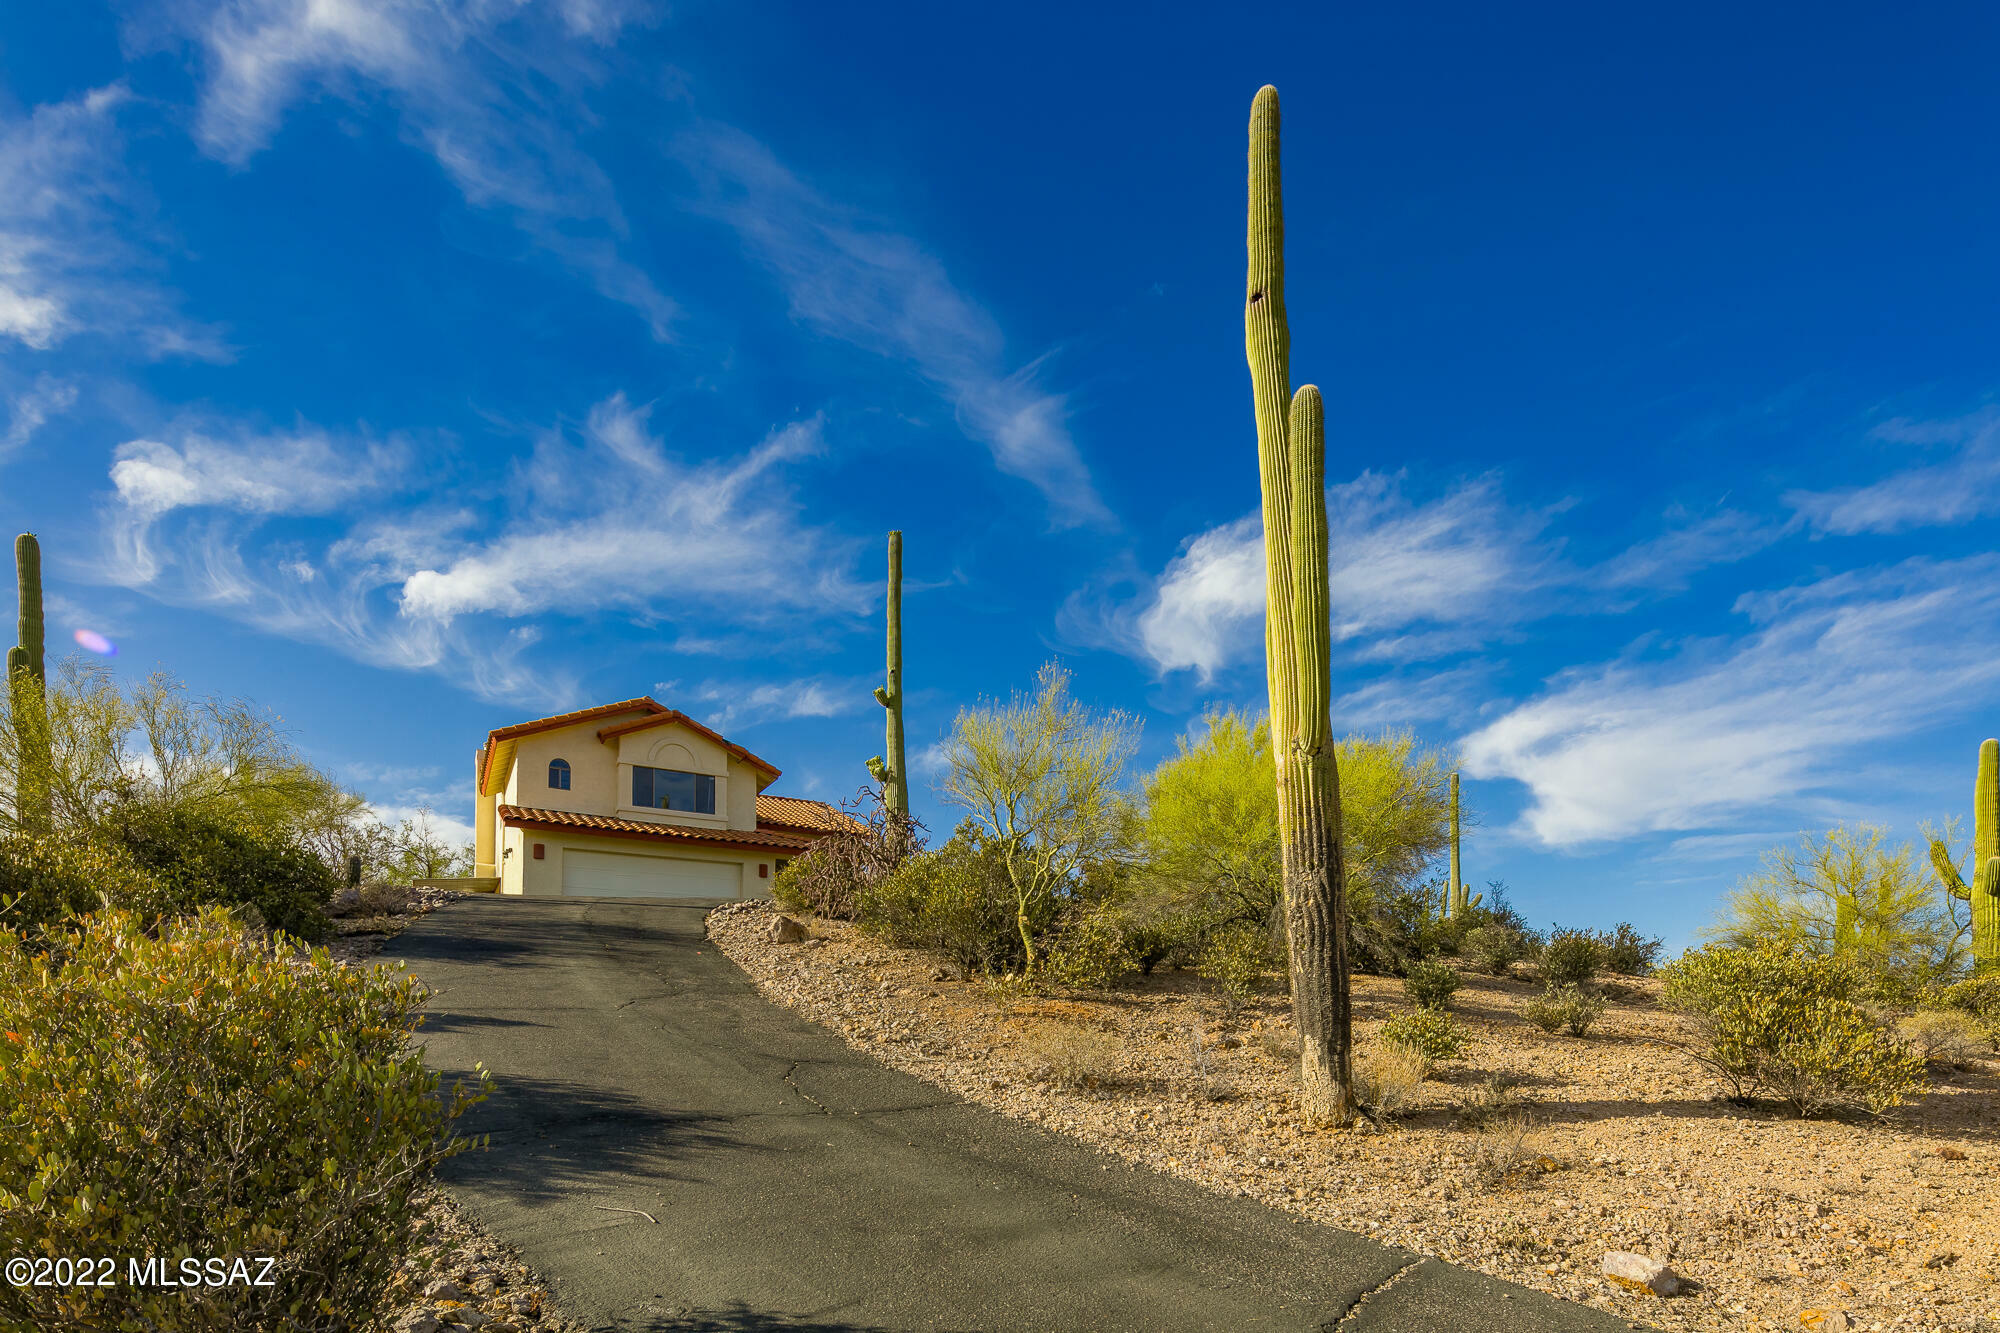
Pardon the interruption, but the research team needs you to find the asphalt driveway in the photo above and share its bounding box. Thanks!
[385,897,1639,1333]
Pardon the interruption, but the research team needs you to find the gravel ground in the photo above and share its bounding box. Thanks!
[706,900,2000,1333]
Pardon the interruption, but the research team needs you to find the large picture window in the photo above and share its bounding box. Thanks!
[632,766,716,814]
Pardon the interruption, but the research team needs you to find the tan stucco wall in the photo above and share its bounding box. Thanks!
[498,830,779,899]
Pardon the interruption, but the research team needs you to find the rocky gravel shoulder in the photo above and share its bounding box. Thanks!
[707,900,2000,1333]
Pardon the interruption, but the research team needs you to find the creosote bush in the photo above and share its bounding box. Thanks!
[1539,928,1603,989]
[1936,975,2000,1050]
[0,831,164,948]
[1521,982,1606,1037]
[1661,940,1925,1117]
[1460,923,1530,976]
[1379,1007,1467,1074]
[1195,921,1275,1012]
[0,908,492,1332]
[1044,904,1138,992]
[1896,1010,1987,1071]
[1402,957,1461,1011]
[1596,922,1664,976]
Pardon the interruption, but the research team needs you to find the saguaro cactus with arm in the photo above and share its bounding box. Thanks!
[865,530,909,818]
[1247,85,1354,1126]
[1931,738,2000,969]
[1442,772,1482,919]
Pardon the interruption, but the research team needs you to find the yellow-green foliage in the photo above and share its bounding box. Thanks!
[1936,974,2000,1049]
[1401,956,1461,1011]
[0,832,167,947]
[1539,928,1603,989]
[1661,940,1925,1117]
[856,830,1022,977]
[1522,982,1607,1037]
[1194,920,1274,1008]
[0,908,491,1331]
[1379,1007,1467,1071]
[1044,904,1137,991]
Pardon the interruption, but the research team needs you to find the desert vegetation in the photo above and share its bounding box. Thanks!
[0,534,490,1331]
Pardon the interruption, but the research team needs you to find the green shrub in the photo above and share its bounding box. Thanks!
[1896,1009,1987,1070]
[1379,1007,1468,1071]
[1936,975,2000,1050]
[1195,922,1275,1010]
[1660,941,1925,1117]
[1402,957,1461,1011]
[0,832,166,948]
[1521,982,1607,1036]
[1044,905,1138,991]
[1118,905,1215,975]
[1596,922,1664,976]
[857,833,1021,977]
[1539,928,1603,989]
[104,803,338,941]
[1461,923,1530,976]
[0,908,491,1332]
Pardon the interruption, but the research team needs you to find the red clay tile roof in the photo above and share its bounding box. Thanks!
[597,710,781,780]
[754,794,865,835]
[480,698,664,795]
[500,805,815,853]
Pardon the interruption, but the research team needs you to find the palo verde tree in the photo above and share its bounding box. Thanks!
[937,660,1139,975]
[865,530,910,820]
[1245,84,1353,1125]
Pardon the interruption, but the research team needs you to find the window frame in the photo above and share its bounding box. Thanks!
[548,757,572,790]
[631,765,717,815]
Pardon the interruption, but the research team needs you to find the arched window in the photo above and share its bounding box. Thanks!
[548,758,572,790]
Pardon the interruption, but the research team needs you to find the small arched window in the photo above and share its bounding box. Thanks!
[548,758,572,790]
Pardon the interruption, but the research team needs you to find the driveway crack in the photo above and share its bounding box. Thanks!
[1325,1255,1425,1329]
[784,1061,832,1115]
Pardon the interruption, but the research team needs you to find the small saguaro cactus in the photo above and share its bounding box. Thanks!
[1246,84,1353,1127]
[347,854,363,890]
[865,530,909,818]
[1441,772,1483,919]
[1931,738,2000,970]
[10,532,50,830]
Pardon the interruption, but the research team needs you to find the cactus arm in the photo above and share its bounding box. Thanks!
[1934,840,1970,900]
[865,755,889,784]
[1977,740,1999,867]
[1467,890,1483,911]
[4,646,21,681]
[873,686,893,709]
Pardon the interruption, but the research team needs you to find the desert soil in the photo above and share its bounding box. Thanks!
[706,901,2000,1333]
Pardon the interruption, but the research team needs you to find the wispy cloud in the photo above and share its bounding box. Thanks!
[1460,554,2000,848]
[153,0,675,338]
[675,123,1108,526]
[1085,469,1779,682]
[1786,406,2000,534]
[94,392,867,707]
[689,676,861,730]
[1,374,78,458]
[0,84,228,359]
[397,395,867,623]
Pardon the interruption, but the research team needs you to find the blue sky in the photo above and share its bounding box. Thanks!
[4,2,1999,953]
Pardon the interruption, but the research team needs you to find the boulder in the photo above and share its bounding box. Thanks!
[394,1315,441,1333]
[423,1279,467,1303]
[1602,1251,1681,1297]
[328,888,363,918]
[765,915,809,944]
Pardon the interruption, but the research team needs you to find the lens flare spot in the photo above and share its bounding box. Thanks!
[73,629,116,656]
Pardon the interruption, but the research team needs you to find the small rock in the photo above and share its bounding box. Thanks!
[395,1316,441,1333]
[424,1279,467,1302]
[764,915,809,944]
[1602,1251,1681,1297]
[471,1274,499,1296]
[1937,1145,1967,1161]
[1218,1036,1242,1050]
[1798,1311,1851,1333]
[930,968,950,981]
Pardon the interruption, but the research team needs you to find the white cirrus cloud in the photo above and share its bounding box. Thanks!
[0,84,229,359]
[1786,406,2000,535]
[1460,554,2000,848]
[675,123,1108,526]
[150,0,674,339]
[109,425,407,520]
[2,374,79,458]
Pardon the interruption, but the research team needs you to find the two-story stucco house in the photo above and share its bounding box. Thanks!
[470,697,856,901]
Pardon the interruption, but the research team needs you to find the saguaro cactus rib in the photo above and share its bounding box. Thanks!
[1247,85,1354,1127]
[867,531,909,818]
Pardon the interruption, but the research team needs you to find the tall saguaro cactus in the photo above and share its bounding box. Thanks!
[865,530,909,818]
[1247,85,1353,1126]
[1932,738,2000,970]
[1441,772,1482,919]
[9,532,50,830]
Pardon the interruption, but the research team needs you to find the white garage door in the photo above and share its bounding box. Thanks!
[560,849,741,899]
